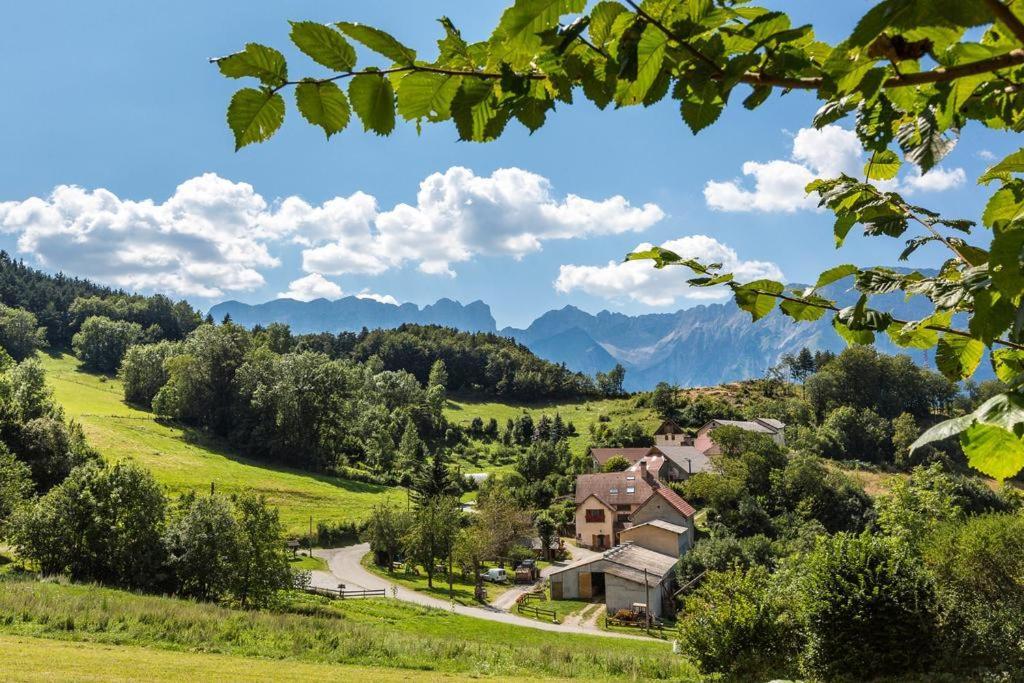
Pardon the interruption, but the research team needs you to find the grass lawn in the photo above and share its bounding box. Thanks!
[288,553,327,572]
[445,395,658,461]
[40,353,401,535]
[359,554,516,606]
[515,588,590,624]
[0,578,696,680]
[0,634,493,682]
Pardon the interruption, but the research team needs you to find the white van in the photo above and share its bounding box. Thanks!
[480,567,508,583]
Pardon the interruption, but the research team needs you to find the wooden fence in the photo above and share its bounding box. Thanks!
[517,602,558,623]
[306,586,386,600]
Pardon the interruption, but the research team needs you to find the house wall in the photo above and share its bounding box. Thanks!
[654,433,681,446]
[605,575,666,617]
[619,526,684,557]
[574,499,615,549]
[693,426,717,455]
[631,498,695,549]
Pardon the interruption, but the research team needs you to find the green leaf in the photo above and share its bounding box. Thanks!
[588,1,625,47]
[336,22,416,64]
[833,318,874,346]
[989,222,1024,295]
[451,80,507,142]
[812,264,857,291]
[864,150,900,180]
[349,74,396,135]
[295,81,350,138]
[396,72,462,121]
[935,334,985,380]
[910,413,974,452]
[961,423,1024,480]
[982,184,1024,228]
[625,247,682,269]
[289,22,356,71]
[992,349,1024,384]
[734,280,784,321]
[979,148,1024,185]
[616,24,669,106]
[681,82,725,135]
[227,88,285,150]
[493,0,586,53]
[218,44,288,86]
[780,297,829,322]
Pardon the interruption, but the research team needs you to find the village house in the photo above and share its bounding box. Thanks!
[550,519,690,617]
[694,418,786,455]
[573,458,695,550]
[652,418,688,446]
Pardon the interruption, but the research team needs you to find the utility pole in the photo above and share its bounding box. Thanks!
[644,568,651,633]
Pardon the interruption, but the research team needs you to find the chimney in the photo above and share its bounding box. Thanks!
[638,459,647,478]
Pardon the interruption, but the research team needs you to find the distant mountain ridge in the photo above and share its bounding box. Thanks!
[210,296,497,335]
[210,275,949,390]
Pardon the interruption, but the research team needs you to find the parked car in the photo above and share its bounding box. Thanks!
[480,567,508,583]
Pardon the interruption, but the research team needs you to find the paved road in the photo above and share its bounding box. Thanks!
[309,543,651,640]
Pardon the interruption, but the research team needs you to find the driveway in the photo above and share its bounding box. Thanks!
[310,543,652,640]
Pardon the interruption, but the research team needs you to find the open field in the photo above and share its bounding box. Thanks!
[0,634,497,683]
[40,353,401,535]
[0,578,696,681]
[445,395,658,461]
[360,554,518,606]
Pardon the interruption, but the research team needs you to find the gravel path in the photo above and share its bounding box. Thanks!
[310,543,652,640]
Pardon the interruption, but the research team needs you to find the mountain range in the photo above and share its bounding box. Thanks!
[210,277,941,391]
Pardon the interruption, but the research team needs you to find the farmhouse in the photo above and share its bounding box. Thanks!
[652,418,687,446]
[550,530,686,617]
[694,418,786,455]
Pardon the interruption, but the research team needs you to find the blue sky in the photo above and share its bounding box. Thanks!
[0,1,1013,328]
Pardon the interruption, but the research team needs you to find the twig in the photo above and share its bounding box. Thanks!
[982,0,1024,44]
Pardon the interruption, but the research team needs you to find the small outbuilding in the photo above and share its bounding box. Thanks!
[548,543,678,617]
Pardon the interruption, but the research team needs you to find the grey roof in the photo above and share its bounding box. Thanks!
[549,542,678,581]
[710,419,782,434]
[755,418,785,430]
[654,445,713,475]
[620,519,688,536]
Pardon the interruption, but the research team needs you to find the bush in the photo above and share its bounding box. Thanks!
[0,304,46,360]
[678,565,800,680]
[120,340,178,407]
[797,533,940,680]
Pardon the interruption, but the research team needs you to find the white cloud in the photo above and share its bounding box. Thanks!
[0,174,276,297]
[900,166,966,194]
[297,166,665,277]
[555,235,784,307]
[277,273,343,301]
[0,168,665,297]
[355,289,399,305]
[977,149,997,161]
[704,126,965,212]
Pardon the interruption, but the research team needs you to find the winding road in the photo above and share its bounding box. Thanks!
[308,543,651,640]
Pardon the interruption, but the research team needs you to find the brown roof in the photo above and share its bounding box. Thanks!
[654,419,684,436]
[589,447,655,467]
[575,469,654,508]
[648,486,696,518]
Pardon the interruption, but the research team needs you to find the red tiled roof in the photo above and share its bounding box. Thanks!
[649,485,696,518]
[589,447,655,466]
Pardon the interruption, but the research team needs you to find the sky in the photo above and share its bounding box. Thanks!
[0,1,1015,328]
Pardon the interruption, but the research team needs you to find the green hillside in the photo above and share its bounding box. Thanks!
[40,353,400,535]
[445,395,658,460]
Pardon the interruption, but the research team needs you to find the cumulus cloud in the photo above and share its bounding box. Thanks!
[0,168,664,297]
[555,235,783,307]
[277,273,344,301]
[355,289,399,305]
[704,126,964,212]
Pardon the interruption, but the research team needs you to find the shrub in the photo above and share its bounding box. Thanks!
[797,533,940,680]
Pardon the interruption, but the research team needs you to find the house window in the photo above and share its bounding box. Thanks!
[585,509,605,523]
[609,487,619,494]
[626,475,635,481]
[616,513,630,523]
[626,486,635,493]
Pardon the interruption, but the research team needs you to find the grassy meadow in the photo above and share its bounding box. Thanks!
[0,634,491,683]
[445,394,658,468]
[0,578,695,681]
[40,353,401,535]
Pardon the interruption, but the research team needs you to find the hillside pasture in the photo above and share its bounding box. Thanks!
[40,353,400,535]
